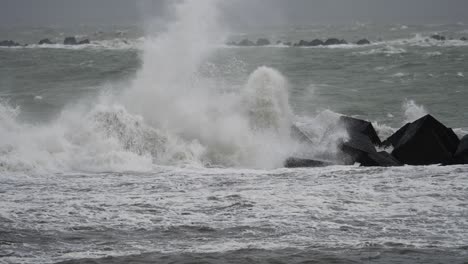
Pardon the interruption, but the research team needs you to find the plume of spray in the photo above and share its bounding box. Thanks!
[121,0,295,168]
[0,0,354,172]
[403,99,427,123]
[0,0,297,173]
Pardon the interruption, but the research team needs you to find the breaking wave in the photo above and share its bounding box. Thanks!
[384,33,468,47]
[0,0,300,173]
[353,45,407,56]
[3,2,465,174]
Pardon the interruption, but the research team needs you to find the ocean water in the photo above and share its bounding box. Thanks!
[1,1,468,263]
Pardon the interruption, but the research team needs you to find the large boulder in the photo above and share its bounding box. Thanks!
[310,39,324,46]
[339,116,382,145]
[453,135,468,164]
[461,37,467,41]
[368,151,402,167]
[340,132,378,162]
[237,39,255,46]
[430,35,446,41]
[0,40,20,47]
[295,40,310,46]
[356,39,371,45]
[324,38,347,45]
[38,38,54,45]
[336,115,401,167]
[339,132,400,167]
[256,38,270,46]
[324,38,341,45]
[284,157,333,168]
[386,115,459,165]
[64,37,78,45]
[295,40,327,46]
[382,123,410,148]
[78,39,90,45]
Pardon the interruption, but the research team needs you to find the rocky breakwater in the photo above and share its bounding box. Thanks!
[286,114,467,168]
[227,37,373,47]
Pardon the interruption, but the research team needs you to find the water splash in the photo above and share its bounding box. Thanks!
[119,0,295,169]
[403,99,428,123]
[0,0,297,172]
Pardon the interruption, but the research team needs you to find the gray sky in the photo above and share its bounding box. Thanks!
[1,0,468,27]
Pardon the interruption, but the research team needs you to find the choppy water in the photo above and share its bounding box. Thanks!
[1,2,468,263]
[2,166,468,263]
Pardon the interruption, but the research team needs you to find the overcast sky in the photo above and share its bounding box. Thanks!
[1,0,468,27]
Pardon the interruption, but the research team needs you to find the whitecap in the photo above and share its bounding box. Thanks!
[402,99,428,124]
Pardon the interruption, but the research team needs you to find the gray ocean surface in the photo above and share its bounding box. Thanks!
[1,22,468,264]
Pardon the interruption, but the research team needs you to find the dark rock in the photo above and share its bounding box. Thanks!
[64,37,78,45]
[324,38,347,45]
[461,37,467,41]
[382,123,410,147]
[336,116,402,167]
[310,39,324,46]
[430,35,446,41]
[356,38,371,45]
[0,40,20,47]
[294,39,325,46]
[296,40,310,46]
[237,39,255,46]
[339,133,401,167]
[38,38,54,45]
[284,157,333,168]
[339,116,382,145]
[256,38,270,46]
[276,40,282,45]
[389,115,459,165]
[78,39,90,45]
[339,132,378,164]
[367,151,402,167]
[284,42,292,46]
[453,135,468,164]
[324,38,341,45]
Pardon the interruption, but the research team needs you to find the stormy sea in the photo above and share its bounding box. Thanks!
[1,1,468,264]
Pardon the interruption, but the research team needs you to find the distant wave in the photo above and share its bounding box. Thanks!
[0,38,144,50]
[224,34,468,51]
[2,33,468,52]
[383,33,468,47]
[353,45,407,56]
[222,43,362,49]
